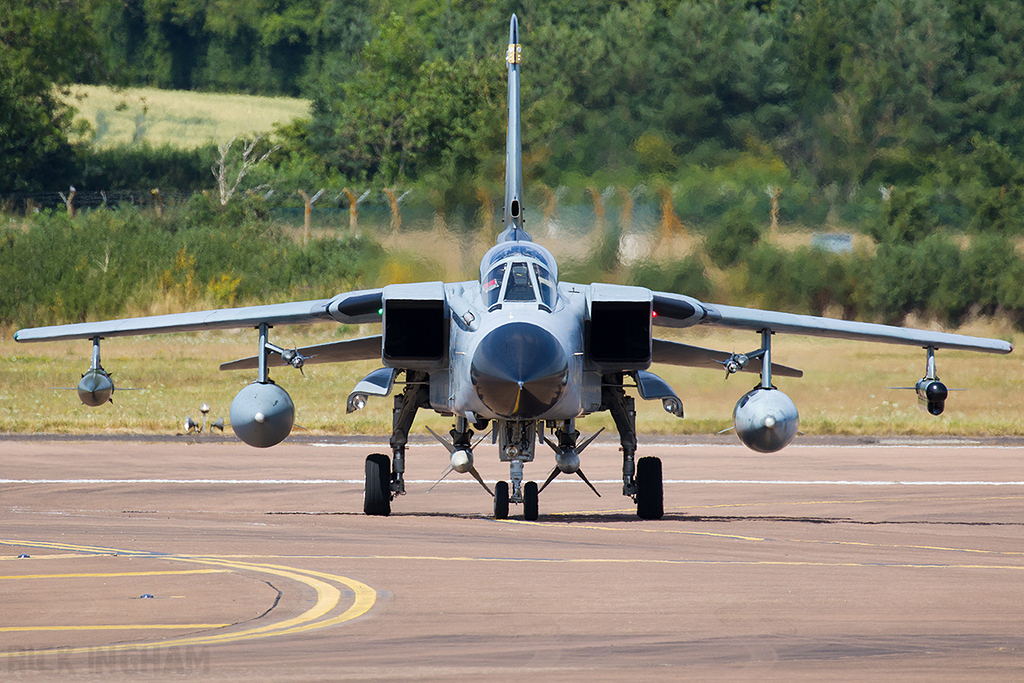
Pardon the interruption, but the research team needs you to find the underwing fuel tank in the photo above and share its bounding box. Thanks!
[230,381,295,448]
[77,369,114,407]
[733,387,799,453]
[916,379,948,415]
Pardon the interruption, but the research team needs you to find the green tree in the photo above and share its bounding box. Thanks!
[297,13,503,186]
[776,0,962,193]
[654,0,789,161]
[705,207,761,269]
[0,0,100,191]
[941,137,1024,236]
[866,186,940,244]
[951,0,1024,154]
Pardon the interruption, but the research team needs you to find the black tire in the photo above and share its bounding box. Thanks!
[494,481,510,519]
[523,481,539,521]
[364,453,391,516]
[636,456,663,520]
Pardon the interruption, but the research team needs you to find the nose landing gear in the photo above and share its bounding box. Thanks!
[493,459,539,521]
[492,421,539,520]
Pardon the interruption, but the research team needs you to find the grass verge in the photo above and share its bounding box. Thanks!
[2,322,1019,439]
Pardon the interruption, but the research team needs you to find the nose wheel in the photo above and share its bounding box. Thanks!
[492,472,539,521]
[494,481,509,519]
[523,481,539,521]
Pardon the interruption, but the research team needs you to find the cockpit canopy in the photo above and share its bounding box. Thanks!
[480,241,558,310]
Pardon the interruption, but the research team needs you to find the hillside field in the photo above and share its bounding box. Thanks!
[64,85,310,148]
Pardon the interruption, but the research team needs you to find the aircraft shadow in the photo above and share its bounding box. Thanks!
[264,510,1024,526]
[541,512,1024,526]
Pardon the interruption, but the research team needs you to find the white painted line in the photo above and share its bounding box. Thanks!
[307,443,392,449]
[0,479,356,484]
[2,478,1023,486]
[304,441,1024,451]
[664,479,1024,486]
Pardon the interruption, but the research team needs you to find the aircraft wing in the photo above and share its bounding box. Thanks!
[652,339,803,378]
[13,290,383,343]
[219,335,382,371]
[651,293,1013,354]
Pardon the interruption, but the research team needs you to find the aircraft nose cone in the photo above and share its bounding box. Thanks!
[471,322,568,419]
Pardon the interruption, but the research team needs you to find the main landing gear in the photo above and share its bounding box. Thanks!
[363,372,664,521]
[363,371,429,517]
[604,375,664,520]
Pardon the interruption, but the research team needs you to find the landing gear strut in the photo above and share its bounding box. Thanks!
[603,374,664,520]
[363,371,429,516]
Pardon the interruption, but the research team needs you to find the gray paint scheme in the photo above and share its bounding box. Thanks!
[9,14,1014,518]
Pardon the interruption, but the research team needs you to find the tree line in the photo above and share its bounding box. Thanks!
[4,1,1024,199]
[1,0,1023,331]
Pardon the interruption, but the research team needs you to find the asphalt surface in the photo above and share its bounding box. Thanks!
[2,434,1023,681]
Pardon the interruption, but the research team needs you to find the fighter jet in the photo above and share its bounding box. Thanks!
[14,15,1013,520]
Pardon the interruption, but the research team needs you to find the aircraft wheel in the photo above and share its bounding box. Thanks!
[523,481,539,521]
[364,453,392,516]
[494,481,510,519]
[635,456,663,520]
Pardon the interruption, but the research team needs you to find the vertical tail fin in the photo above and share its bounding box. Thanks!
[498,14,531,244]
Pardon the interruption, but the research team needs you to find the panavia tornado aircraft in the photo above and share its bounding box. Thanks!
[14,15,1014,520]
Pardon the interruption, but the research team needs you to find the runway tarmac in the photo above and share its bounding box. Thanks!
[2,434,1023,681]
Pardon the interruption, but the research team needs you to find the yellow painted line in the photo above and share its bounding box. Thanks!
[151,552,1024,572]
[0,540,378,660]
[340,554,1024,570]
[0,553,108,561]
[0,540,140,556]
[0,624,229,632]
[123,550,1019,572]
[190,562,377,639]
[0,569,228,580]
[547,493,1024,516]
[162,558,343,640]
[680,493,1024,511]
[499,518,1024,559]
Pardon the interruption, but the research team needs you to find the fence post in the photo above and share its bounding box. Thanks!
[297,189,324,244]
[657,187,684,242]
[383,188,410,232]
[342,188,358,232]
[766,185,781,240]
[151,188,164,217]
[58,186,76,217]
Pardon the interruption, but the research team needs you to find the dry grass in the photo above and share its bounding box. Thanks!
[2,320,1019,438]
[63,85,310,149]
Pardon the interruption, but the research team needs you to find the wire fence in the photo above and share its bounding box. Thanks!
[1,189,196,212]
[0,188,675,238]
